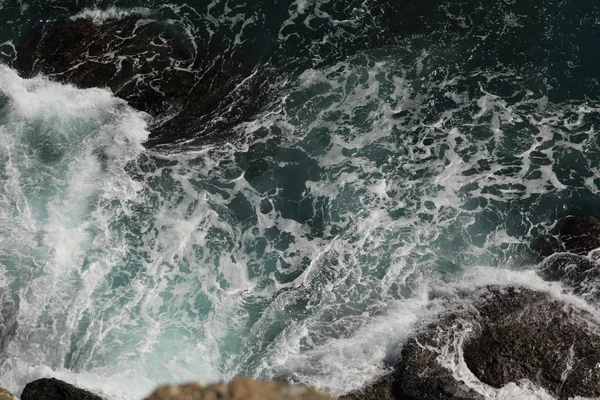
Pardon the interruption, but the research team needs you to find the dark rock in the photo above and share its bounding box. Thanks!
[377,286,600,400]
[533,216,600,300]
[538,253,600,301]
[21,378,103,400]
[463,287,600,399]
[342,373,397,400]
[396,313,484,400]
[16,18,268,148]
[533,216,600,258]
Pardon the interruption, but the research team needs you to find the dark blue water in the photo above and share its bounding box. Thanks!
[0,0,599,398]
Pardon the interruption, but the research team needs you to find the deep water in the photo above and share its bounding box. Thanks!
[0,0,599,398]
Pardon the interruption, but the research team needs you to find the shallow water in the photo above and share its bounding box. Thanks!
[0,0,599,399]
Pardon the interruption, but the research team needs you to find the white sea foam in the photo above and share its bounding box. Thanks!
[0,17,599,399]
[69,7,153,23]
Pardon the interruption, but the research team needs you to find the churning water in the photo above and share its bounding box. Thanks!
[0,0,599,398]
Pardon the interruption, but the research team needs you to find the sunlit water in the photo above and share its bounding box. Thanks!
[0,0,599,398]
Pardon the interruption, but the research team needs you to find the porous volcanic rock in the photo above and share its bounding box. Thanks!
[17,18,267,147]
[145,377,334,400]
[21,378,103,400]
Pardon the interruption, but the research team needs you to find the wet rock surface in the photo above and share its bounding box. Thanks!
[0,289,17,357]
[145,377,334,400]
[342,373,397,400]
[534,216,600,301]
[534,215,600,257]
[16,18,267,148]
[21,378,103,400]
[463,287,600,399]
[349,285,600,400]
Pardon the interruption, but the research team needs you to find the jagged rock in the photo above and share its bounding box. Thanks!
[145,377,334,400]
[20,378,102,400]
[16,18,267,147]
[0,388,18,400]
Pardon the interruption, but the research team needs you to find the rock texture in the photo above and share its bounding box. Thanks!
[21,378,103,400]
[145,377,334,400]
[349,285,600,400]
[534,216,600,301]
[0,388,18,400]
[534,215,600,257]
[342,374,397,400]
[462,287,600,399]
[17,18,267,148]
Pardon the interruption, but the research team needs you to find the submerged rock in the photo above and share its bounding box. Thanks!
[538,253,600,301]
[0,288,17,356]
[145,377,334,400]
[20,378,103,400]
[533,215,600,257]
[16,18,267,148]
[534,216,600,300]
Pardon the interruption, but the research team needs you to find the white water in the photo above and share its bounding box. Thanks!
[0,46,599,400]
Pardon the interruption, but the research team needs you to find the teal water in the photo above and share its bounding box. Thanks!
[0,1,599,399]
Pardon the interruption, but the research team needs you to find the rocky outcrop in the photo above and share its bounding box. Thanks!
[534,215,600,257]
[462,287,600,399]
[342,374,397,400]
[534,216,600,301]
[16,18,268,148]
[145,377,334,400]
[0,388,18,400]
[347,285,600,400]
[21,378,103,400]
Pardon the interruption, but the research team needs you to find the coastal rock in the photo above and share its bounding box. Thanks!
[354,285,600,400]
[396,313,484,400]
[462,287,600,399]
[16,18,267,147]
[534,216,600,300]
[145,377,334,400]
[342,374,397,400]
[533,215,600,257]
[538,253,600,301]
[0,388,18,400]
[21,378,102,400]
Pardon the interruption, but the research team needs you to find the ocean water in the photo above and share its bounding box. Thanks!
[0,0,599,399]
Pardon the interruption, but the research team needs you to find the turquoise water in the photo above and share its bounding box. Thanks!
[0,0,599,398]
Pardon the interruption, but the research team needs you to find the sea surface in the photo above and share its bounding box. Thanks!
[0,0,599,399]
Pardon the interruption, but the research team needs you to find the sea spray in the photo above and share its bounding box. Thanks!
[0,0,598,398]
